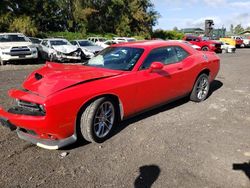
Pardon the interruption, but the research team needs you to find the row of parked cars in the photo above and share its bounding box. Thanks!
[34,36,136,63]
[220,36,250,48]
[183,35,238,53]
[1,32,245,66]
[0,32,136,65]
[183,35,250,54]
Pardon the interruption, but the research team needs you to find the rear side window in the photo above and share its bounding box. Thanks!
[140,47,178,70]
[175,46,189,61]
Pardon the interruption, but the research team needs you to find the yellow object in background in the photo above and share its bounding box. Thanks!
[219,38,236,47]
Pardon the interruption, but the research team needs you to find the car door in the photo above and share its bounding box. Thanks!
[190,37,201,47]
[134,46,188,112]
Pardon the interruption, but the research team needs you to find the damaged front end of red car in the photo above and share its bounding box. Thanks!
[0,62,122,149]
[0,88,77,150]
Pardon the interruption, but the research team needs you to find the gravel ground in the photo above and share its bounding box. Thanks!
[0,49,250,188]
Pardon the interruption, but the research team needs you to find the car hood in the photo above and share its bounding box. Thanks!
[52,45,78,54]
[23,62,122,97]
[83,46,103,52]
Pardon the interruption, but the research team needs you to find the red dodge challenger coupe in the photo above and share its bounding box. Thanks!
[0,40,220,149]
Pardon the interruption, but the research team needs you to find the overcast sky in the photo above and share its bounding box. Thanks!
[152,0,250,30]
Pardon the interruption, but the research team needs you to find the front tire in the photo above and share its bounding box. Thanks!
[190,74,210,102]
[80,97,118,143]
[201,46,209,51]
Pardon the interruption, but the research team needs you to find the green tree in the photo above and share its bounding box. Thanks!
[173,26,178,31]
[152,29,184,40]
[230,24,234,34]
[234,24,244,34]
[115,15,131,36]
[9,16,38,36]
[0,0,159,37]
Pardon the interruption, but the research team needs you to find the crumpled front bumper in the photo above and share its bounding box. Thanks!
[54,49,82,62]
[1,52,38,61]
[0,107,77,149]
[0,101,77,149]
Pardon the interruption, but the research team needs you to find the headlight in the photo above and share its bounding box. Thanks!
[16,99,46,114]
[57,51,63,55]
[209,44,215,47]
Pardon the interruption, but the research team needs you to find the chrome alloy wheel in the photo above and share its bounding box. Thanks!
[196,77,209,100]
[93,101,115,138]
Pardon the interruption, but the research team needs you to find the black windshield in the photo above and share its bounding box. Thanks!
[50,40,69,46]
[78,41,95,46]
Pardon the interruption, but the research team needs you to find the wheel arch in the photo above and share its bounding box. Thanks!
[198,68,210,77]
[191,68,211,90]
[75,94,124,137]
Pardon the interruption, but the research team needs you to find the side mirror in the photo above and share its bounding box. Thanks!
[149,62,164,72]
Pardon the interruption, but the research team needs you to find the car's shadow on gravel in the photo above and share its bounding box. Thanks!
[111,79,223,141]
[63,79,223,150]
[207,80,223,98]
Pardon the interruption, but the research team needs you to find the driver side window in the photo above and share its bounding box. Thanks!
[140,47,179,70]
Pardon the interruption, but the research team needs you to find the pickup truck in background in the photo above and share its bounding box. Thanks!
[0,33,38,65]
[237,36,250,47]
[230,36,244,47]
[183,35,222,53]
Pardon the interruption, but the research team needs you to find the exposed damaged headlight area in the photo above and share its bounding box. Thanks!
[8,99,46,116]
[67,48,82,57]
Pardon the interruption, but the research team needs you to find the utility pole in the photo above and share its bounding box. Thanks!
[204,20,214,38]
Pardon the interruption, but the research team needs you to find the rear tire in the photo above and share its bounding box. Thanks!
[190,74,210,102]
[79,97,118,143]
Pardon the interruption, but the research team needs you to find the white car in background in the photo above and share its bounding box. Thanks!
[87,37,108,46]
[0,33,38,65]
[38,38,82,62]
[70,40,103,59]
[113,37,136,42]
[220,41,236,53]
[240,36,250,47]
[99,40,121,48]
